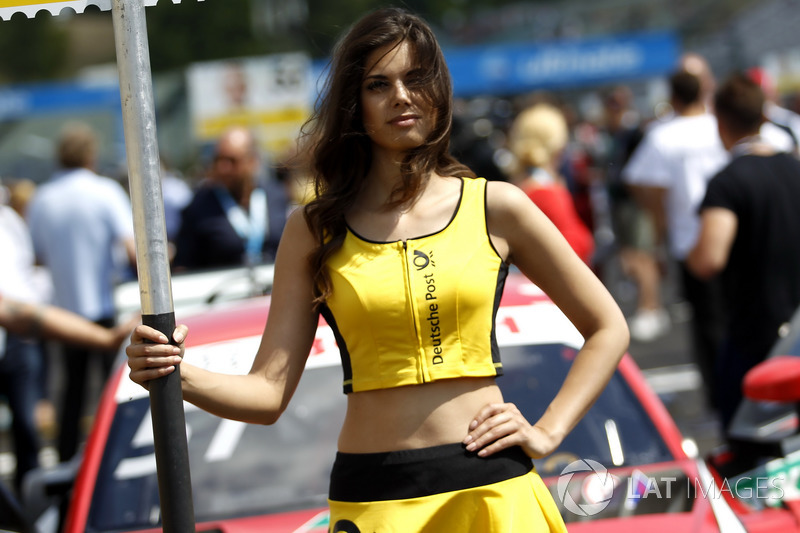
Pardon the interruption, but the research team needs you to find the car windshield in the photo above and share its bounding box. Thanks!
[87,343,672,531]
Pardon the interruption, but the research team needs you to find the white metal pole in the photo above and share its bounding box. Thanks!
[111,1,195,531]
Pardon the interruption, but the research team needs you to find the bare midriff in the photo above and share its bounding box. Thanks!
[337,376,504,453]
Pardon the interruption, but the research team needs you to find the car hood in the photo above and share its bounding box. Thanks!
[565,513,716,532]
[125,460,730,533]
[130,507,330,532]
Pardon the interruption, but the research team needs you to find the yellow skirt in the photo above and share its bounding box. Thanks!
[328,443,566,532]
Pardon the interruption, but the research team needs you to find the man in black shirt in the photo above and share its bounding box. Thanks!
[688,73,800,429]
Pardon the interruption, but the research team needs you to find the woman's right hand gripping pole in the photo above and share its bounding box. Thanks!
[126,323,188,391]
[123,209,320,426]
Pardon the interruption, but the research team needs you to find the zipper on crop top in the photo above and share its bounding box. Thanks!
[402,239,429,383]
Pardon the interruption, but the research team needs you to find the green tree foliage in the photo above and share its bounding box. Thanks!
[144,0,513,67]
[302,0,385,56]
[300,0,506,56]
[0,13,68,82]
[146,0,264,72]
[0,0,540,82]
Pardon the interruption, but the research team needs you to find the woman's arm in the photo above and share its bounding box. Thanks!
[126,209,320,425]
[464,181,629,458]
[0,296,134,352]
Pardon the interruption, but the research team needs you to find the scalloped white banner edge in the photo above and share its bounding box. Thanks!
[0,0,204,21]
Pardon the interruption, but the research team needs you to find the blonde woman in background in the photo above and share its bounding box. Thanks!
[508,102,595,265]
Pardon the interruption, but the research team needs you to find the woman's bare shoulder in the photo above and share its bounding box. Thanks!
[275,207,317,260]
[285,206,314,235]
[485,179,536,219]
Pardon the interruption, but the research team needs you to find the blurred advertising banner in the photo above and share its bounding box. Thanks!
[446,31,679,97]
[0,0,200,19]
[762,49,800,96]
[187,52,313,158]
[0,80,120,121]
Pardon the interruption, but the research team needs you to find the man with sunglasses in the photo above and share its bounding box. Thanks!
[173,127,289,271]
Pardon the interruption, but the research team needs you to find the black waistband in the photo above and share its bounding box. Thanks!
[329,442,533,502]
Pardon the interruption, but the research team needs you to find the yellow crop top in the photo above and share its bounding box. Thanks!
[321,177,509,393]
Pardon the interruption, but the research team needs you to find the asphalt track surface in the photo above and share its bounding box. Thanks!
[605,255,725,459]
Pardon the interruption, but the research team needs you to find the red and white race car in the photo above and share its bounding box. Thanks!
[12,270,800,532]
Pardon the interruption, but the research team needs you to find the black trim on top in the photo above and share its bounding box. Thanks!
[328,442,532,502]
[482,177,507,264]
[490,263,509,374]
[345,177,467,244]
[320,304,354,394]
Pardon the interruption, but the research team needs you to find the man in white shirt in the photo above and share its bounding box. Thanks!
[1,198,135,491]
[26,122,136,462]
[0,201,49,492]
[622,66,729,411]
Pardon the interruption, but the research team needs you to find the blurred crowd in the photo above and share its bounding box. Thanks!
[3,50,800,498]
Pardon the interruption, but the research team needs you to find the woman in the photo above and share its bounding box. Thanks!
[508,101,595,265]
[127,8,628,531]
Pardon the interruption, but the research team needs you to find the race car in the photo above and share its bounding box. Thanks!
[11,271,800,532]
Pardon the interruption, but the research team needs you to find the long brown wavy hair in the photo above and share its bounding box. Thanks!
[302,7,475,306]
